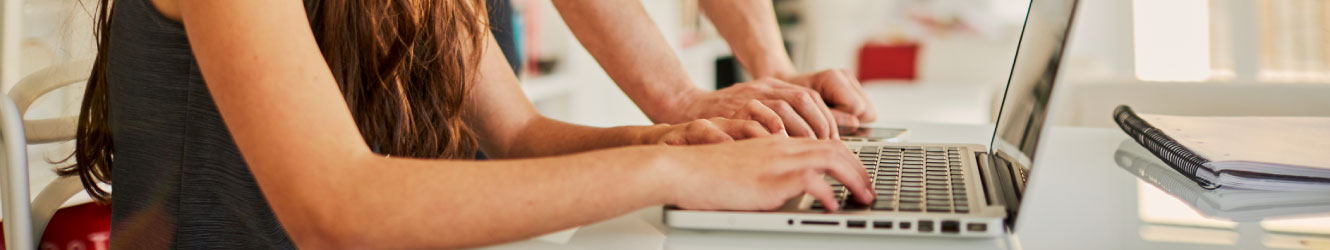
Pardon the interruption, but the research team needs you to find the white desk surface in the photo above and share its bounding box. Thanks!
[476,122,1330,250]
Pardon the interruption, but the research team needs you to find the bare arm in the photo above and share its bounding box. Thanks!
[549,0,700,123]
[552,0,852,139]
[697,0,796,80]
[177,0,868,248]
[699,0,877,124]
[463,32,766,158]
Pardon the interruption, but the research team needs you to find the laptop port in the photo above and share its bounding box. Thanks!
[918,220,935,233]
[800,220,839,226]
[847,220,866,228]
[941,220,960,234]
[967,223,987,232]
[873,221,893,229]
[899,222,912,229]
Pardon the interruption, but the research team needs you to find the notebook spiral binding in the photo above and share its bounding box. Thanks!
[1113,105,1221,189]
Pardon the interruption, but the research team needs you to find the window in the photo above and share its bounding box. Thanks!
[1133,0,1330,83]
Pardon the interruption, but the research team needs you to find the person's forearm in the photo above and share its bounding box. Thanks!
[495,116,665,158]
[552,0,703,123]
[699,0,797,79]
[296,145,676,249]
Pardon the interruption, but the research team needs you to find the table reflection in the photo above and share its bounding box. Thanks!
[1114,140,1330,248]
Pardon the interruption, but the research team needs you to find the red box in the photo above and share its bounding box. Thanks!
[856,43,920,82]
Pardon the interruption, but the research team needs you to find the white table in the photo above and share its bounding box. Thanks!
[476,122,1330,250]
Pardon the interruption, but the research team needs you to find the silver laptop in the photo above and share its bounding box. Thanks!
[664,0,1079,237]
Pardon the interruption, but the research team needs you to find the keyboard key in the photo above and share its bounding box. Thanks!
[926,206,952,213]
[843,201,870,210]
[956,206,970,212]
[876,188,896,195]
[873,203,895,210]
[899,204,922,212]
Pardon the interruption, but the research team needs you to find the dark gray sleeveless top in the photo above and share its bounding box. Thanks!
[105,0,294,248]
[105,0,517,248]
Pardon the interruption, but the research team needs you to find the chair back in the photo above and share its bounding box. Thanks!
[1,60,93,250]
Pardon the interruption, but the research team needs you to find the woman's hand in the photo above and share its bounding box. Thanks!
[643,117,773,145]
[659,137,873,212]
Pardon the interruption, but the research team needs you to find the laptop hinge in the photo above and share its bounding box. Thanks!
[988,153,1023,225]
[975,152,1004,207]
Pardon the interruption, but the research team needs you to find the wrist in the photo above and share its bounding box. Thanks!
[760,67,798,81]
[650,87,707,124]
[640,146,686,206]
[631,124,671,145]
[742,55,798,81]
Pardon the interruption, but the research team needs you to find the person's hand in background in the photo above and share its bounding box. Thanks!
[669,78,839,140]
[777,69,878,127]
[644,117,773,145]
[554,0,874,140]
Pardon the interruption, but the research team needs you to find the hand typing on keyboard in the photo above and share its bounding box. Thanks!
[810,146,972,214]
[662,137,874,212]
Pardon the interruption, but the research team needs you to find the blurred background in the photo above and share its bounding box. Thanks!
[3,1,1330,248]
[499,0,1330,129]
[8,0,1330,129]
[3,0,1330,211]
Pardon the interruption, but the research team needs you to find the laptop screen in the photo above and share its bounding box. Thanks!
[989,0,1079,167]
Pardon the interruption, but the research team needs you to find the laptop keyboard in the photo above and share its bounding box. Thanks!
[810,146,971,214]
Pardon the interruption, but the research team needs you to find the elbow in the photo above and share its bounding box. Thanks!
[287,225,368,249]
[282,193,381,249]
[273,154,382,249]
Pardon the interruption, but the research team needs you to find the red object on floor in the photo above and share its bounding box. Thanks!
[856,42,921,82]
[1,202,111,250]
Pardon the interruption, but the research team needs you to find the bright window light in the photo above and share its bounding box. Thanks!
[1133,0,1212,81]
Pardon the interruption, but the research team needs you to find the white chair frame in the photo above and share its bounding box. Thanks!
[2,59,93,250]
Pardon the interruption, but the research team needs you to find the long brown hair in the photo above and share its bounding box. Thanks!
[66,0,488,203]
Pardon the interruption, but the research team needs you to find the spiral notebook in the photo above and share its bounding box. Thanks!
[1114,140,1330,221]
[1112,105,1330,191]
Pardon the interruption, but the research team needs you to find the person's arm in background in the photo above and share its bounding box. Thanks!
[465,20,771,158]
[177,0,871,248]
[553,0,841,139]
[697,0,877,126]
